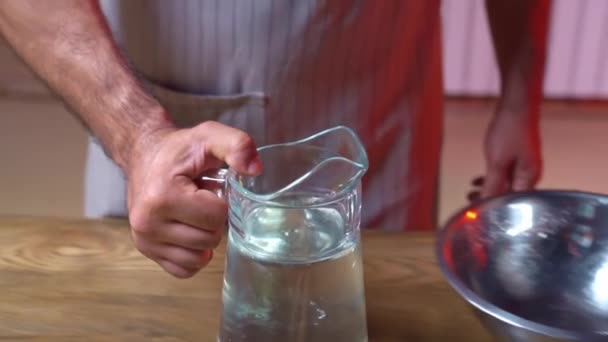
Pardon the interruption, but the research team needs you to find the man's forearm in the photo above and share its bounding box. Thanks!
[0,0,174,171]
[486,0,551,119]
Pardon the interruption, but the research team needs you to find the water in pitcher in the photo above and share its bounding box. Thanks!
[218,204,368,342]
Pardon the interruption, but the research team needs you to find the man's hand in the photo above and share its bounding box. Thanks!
[126,121,262,278]
[481,109,542,198]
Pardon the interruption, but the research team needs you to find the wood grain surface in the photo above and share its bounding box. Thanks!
[0,215,493,341]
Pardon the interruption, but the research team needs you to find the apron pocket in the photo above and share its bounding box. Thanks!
[147,82,268,144]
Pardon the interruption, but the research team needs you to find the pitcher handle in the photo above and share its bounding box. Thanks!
[199,168,229,199]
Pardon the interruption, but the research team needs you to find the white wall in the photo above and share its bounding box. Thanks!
[442,0,608,99]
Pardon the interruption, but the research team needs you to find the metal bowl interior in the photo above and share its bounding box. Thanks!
[436,190,608,339]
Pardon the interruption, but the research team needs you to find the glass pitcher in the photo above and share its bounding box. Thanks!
[203,126,369,342]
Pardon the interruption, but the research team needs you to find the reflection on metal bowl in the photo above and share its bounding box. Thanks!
[436,190,608,341]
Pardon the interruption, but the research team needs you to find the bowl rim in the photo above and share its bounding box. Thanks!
[435,189,608,340]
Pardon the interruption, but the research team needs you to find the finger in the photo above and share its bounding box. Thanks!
[511,163,541,192]
[467,190,481,203]
[157,259,198,279]
[168,189,228,231]
[201,249,213,266]
[156,222,223,251]
[136,234,214,279]
[157,244,211,271]
[471,176,485,187]
[194,121,262,176]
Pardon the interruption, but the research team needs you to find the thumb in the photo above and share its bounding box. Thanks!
[194,121,262,176]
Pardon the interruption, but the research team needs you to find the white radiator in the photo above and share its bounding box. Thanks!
[441,0,608,99]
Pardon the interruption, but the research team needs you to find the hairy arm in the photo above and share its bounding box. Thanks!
[0,0,263,278]
[0,0,174,172]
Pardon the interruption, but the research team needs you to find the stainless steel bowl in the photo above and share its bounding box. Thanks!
[436,190,608,341]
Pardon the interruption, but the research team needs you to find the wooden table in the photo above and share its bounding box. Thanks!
[0,215,493,341]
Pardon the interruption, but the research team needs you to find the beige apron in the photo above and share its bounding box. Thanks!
[86,0,444,231]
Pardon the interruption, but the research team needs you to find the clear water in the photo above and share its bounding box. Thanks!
[218,206,368,342]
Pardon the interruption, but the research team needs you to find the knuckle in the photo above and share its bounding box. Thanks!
[129,209,153,235]
[129,187,169,235]
[142,187,169,212]
[231,131,254,152]
[198,120,217,132]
